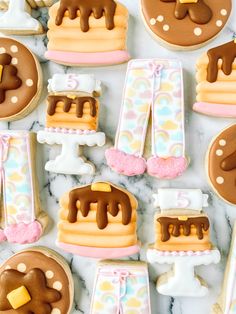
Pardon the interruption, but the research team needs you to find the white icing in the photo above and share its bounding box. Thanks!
[0,0,41,32]
[37,130,106,175]
[153,189,209,211]
[47,74,102,95]
[147,248,220,297]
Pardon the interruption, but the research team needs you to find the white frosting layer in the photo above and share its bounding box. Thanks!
[153,189,209,211]
[48,74,102,95]
[0,0,41,31]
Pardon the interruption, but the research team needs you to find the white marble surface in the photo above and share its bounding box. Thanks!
[1,1,236,313]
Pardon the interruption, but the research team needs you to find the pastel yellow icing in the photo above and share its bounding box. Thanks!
[91,183,112,193]
[7,286,31,309]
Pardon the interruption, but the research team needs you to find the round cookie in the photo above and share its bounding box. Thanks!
[206,124,236,205]
[0,247,74,314]
[140,0,232,50]
[0,37,42,121]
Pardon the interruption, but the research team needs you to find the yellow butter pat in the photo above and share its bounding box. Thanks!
[178,216,188,221]
[7,286,31,309]
[67,94,77,100]
[179,0,198,3]
[0,65,3,83]
[91,183,112,192]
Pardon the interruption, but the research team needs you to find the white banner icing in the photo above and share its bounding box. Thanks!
[48,74,102,95]
[153,189,209,211]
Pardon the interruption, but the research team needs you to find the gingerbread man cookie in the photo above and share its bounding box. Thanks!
[0,37,42,121]
[45,0,130,66]
[207,124,236,205]
[0,247,74,314]
[140,0,232,50]
[194,40,236,117]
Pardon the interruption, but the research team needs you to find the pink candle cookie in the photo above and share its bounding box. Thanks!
[0,37,42,121]
[106,59,188,179]
[57,182,140,258]
[0,247,74,314]
[0,131,48,244]
[194,40,236,118]
[141,0,231,50]
[90,260,151,314]
[45,0,130,66]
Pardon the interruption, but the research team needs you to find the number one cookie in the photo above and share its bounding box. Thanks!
[106,59,188,178]
[0,0,52,35]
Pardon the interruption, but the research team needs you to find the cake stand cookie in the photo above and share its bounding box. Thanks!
[206,124,236,205]
[0,247,74,314]
[140,0,232,50]
[0,37,42,121]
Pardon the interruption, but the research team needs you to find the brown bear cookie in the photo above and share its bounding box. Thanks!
[140,0,232,50]
[0,247,74,314]
[207,124,236,205]
[0,37,42,121]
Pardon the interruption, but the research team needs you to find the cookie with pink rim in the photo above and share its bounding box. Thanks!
[45,0,130,66]
[106,58,188,178]
[0,247,74,314]
[194,40,236,117]
[0,131,48,244]
[57,182,141,258]
[147,188,220,297]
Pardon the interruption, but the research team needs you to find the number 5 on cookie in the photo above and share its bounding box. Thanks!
[106,59,189,178]
[0,131,48,244]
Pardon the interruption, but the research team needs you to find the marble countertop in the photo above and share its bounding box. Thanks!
[1,1,236,313]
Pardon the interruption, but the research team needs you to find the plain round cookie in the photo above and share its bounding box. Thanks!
[0,247,74,314]
[206,124,236,205]
[0,37,42,121]
[140,0,232,50]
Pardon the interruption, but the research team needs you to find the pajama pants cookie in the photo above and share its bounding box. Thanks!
[106,59,188,178]
[0,131,47,244]
[90,261,151,314]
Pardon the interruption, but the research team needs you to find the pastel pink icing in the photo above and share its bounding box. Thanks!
[147,156,188,179]
[193,102,236,117]
[57,242,141,259]
[45,50,130,66]
[105,148,146,176]
[4,221,43,244]
[0,229,6,242]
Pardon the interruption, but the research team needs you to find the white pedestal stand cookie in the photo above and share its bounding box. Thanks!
[147,249,220,297]
[0,0,42,34]
[37,130,106,175]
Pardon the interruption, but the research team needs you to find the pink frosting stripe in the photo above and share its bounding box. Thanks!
[57,242,140,259]
[45,50,130,66]
[193,102,236,117]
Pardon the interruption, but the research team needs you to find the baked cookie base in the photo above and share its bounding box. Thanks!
[57,241,141,259]
[147,247,220,297]
[194,102,236,118]
[45,50,130,66]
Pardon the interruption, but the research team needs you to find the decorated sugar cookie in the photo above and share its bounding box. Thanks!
[106,58,188,178]
[147,189,220,297]
[194,40,236,117]
[207,124,236,206]
[140,0,232,50]
[0,0,53,35]
[0,37,42,121]
[57,182,140,258]
[212,224,236,314]
[90,260,151,314]
[45,0,130,66]
[0,131,48,244]
[37,73,105,175]
[0,247,74,314]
